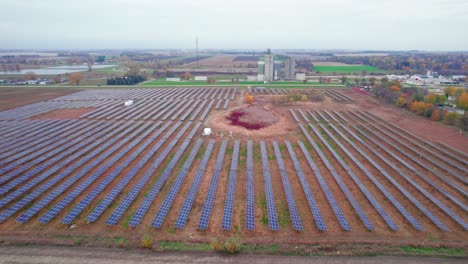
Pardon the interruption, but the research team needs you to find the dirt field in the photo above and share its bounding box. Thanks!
[182,55,255,68]
[0,88,81,111]
[0,87,466,254]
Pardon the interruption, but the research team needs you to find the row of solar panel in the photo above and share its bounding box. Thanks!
[51,87,236,101]
[0,121,122,195]
[0,121,144,222]
[306,111,466,231]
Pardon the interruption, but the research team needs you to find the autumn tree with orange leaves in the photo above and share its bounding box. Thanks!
[69,72,83,86]
[457,92,468,110]
[244,93,254,104]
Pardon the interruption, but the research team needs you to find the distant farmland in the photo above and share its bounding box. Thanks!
[314,65,386,74]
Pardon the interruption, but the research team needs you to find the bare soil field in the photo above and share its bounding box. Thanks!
[182,55,255,68]
[0,88,81,111]
[29,108,96,120]
[0,87,466,255]
[311,62,361,66]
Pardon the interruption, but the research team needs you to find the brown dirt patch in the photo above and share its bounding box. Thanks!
[208,104,295,140]
[29,108,97,120]
[0,88,82,111]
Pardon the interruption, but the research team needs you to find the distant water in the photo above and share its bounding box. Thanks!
[0,64,116,75]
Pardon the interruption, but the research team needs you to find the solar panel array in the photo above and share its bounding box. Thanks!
[298,125,351,231]
[316,123,400,231]
[221,140,240,230]
[35,122,159,224]
[272,141,303,231]
[174,140,215,229]
[260,141,279,231]
[0,121,134,222]
[245,141,255,231]
[1,87,466,236]
[285,141,326,231]
[127,122,202,227]
[307,123,375,231]
[339,123,467,230]
[100,121,192,224]
[61,121,170,224]
[152,139,204,228]
[0,121,125,209]
[198,140,228,229]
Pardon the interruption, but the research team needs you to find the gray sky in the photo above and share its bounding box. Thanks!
[1,0,467,50]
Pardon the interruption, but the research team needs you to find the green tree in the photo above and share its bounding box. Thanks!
[340,76,347,84]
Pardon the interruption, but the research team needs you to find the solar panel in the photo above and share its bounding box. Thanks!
[307,123,375,231]
[152,139,204,228]
[272,141,303,231]
[245,141,255,231]
[126,123,202,227]
[0,121,125,210]
[260,141,279,231]
[285,141,326,231]
[0,121,134,223]
[174,140,215,229]
[221,140,240,230]
[61,121,170,224]
[297,125,351,231]
[198,140,227,229]
[17,122,152,223]
[97,122,190,224]
[354,124,460,231]
[316,123,399,231]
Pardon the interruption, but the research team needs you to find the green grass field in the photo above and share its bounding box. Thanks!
[314,65,386,73]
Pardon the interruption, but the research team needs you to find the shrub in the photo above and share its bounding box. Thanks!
[210,237,241,254]
[223,237,241,253]
[245,94,254,104]
[443,112,461,126]
[301,95,308,101]
[409,101,432,115]
[140,234,153,249]
[210,239,225,252]
[431,109,441,121]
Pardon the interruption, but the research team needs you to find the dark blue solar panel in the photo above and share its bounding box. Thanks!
[221,140,240,230]
[174,140,215,229]
[245,140,255,231]
[285,141,326,231]
[272,141,303,231]
[152,139,204,228]
[198,140,227,229]
[260,141,279,231]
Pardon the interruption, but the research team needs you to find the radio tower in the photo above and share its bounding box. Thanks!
[196,36,199,67]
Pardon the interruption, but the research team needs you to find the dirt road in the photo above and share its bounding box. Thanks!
[0,245,465,264]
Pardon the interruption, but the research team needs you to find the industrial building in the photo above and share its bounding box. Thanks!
[284,58,296,80]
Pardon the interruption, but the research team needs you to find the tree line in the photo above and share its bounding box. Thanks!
[372,79,468,130]
[106,75,145,85]
[328,53,467,75]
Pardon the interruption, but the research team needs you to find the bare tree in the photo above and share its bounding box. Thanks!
[24,71,37,80]
[87,56,95,71]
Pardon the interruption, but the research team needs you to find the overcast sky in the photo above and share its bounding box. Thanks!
[1,0,467,51]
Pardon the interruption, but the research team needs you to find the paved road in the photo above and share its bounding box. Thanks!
[0,245,465,264]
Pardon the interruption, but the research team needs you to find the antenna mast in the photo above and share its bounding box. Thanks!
[196,36,199,67]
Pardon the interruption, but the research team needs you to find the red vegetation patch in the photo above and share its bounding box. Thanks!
[227,110,269,130]
[226,105,279,130]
